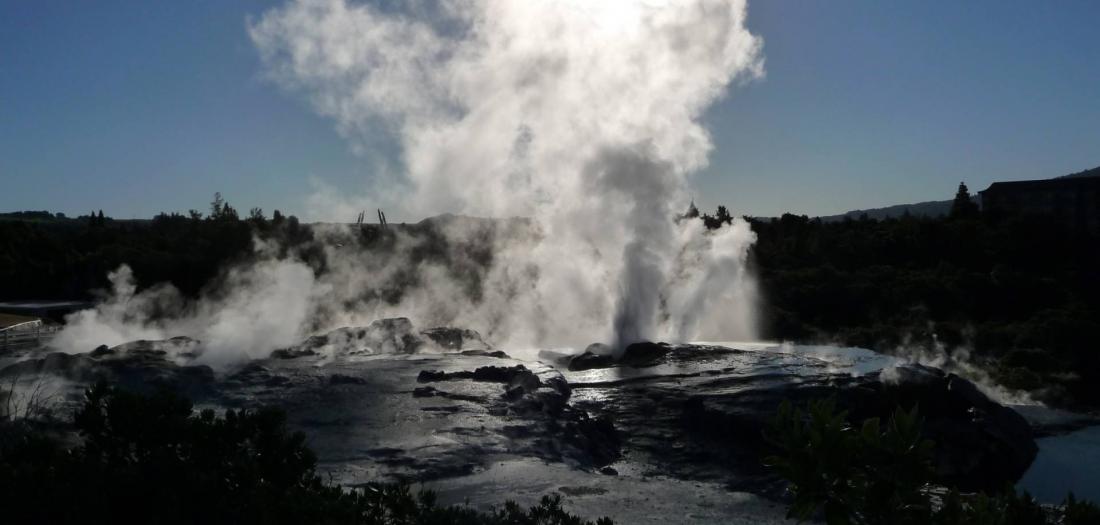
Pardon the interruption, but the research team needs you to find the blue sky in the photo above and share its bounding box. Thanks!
[2,1,1098,220]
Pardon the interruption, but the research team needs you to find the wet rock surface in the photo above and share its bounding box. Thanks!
[565,345,1037,494]
[0,337,214,397]
[0,323,1040,518]
[567,352,614,371]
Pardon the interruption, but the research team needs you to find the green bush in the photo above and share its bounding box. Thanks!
[765,399,1100,525]
[764,398,935,524]
[0,383,611,525]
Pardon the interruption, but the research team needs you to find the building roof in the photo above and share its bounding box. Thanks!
[980,175,1100,194]
[0,301,92,309]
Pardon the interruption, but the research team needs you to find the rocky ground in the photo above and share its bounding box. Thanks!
[0,318,1057,523]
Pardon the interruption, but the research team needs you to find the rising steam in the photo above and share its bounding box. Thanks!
[53,0,765,362]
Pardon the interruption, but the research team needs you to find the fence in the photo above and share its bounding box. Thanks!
[0,321,60,352]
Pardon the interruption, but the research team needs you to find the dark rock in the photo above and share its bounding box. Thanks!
[421,327,492,352]
[417,370,448,383]
[412,385,482,403]
[227,363,270,382]
[544,376,572,399]
[558,485,608,496]
[537,349,574,367]
[471,365,538,386]
[281,318,425,357]
[7,331,1036,502]
[675,363,1036,492]
[90,345,113,357]
[506,369,542,393]
[423,365,543,388]
[527,389,570,415]
[568,352,615,371]
[264,375,291,387]
[619,341,670,368]
[503,385,527,401]
[329,374,366,385]
[1014,405,1100,437]
[1,347,215,398]
[599,466,618,476]
[460,349,510,359]
[561,414,620,466]
[107,337,201,359]
[368,318,423,354]
[271,347,318,359]
[585,343,613,355]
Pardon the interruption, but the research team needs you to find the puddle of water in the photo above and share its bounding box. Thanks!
[1017,425,1100,504]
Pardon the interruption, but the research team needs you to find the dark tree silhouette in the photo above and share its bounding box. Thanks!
[210,192,225,218]
[715,205,733,225]
[950,182,979,219]
[209,193,239,222]
[682,200,700,220]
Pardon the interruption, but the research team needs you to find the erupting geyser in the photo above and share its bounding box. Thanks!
[251,0,765,349]
[54,0,766,361]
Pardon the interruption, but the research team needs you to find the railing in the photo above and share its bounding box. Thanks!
[0,322,60,352]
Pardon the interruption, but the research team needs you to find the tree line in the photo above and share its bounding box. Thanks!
[738,183,1100,408]
[2,186,1098,406]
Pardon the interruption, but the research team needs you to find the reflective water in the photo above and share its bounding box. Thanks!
[715,342,1100,504]
[1017,425,1100,503]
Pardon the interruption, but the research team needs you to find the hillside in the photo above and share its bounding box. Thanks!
[817,196,977,222]
[819,163,1098,222]
[1057,165,1100,179]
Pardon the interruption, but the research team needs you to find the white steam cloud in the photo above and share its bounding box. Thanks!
[52,243,321,366]
[53,0,764,362]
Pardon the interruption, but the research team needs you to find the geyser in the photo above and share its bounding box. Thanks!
[53,0,765,361]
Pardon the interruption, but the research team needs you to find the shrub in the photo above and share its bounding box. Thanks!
[764,398,935,524]
[765,399,1100,525]
[0,382,611,525]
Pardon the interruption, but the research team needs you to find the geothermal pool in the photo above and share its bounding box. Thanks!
[1018,425,1100,503]
[715,342,1100,505]
[4,327,1098,522]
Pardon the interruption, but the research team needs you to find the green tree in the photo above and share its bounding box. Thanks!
[210,192,225,219]
[950,182,979,219]
[715,205,733,225]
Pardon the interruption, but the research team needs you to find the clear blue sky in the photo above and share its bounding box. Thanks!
[2,1,1098,220]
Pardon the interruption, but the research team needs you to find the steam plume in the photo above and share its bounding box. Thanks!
[53,0,765,362]
[250,0,764,350]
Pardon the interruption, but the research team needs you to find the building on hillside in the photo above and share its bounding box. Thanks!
[979,176,1100,232]
[0,301,93,323]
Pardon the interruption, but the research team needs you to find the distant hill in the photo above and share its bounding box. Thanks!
[1057,165,1100,179]
[819,164,1099,222]
[818,196,977,222]
[0,210,71,222]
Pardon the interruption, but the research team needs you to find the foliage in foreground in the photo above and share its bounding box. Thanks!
[0,383,611,525]
[765,398,1100,525]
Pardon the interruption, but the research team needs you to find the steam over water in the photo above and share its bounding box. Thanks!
[54,0,766,363]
